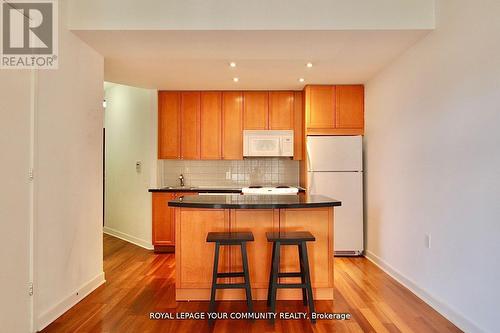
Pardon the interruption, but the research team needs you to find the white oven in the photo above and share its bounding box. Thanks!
[243,130,294,157]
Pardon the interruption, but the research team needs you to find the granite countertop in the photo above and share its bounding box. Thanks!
[168,194,341,209]
[149,186,306,193]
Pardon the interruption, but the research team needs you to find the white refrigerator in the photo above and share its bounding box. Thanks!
[307,136,363,256]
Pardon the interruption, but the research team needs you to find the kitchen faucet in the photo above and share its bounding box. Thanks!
[179,174,185,187]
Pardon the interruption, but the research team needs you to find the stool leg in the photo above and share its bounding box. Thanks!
[267,241,276,306]
[209,242,220,316]
[300,242,316,323]
[240,242,253,313]
[269,241,280,316]
[298,244,307,306]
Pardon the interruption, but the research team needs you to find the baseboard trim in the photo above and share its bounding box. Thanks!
[103,226,153,250]
[364,250,484,333]
[37,272,105,331]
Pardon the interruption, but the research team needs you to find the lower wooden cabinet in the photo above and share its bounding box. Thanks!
[152,192,198,251]
[175,207,334,300]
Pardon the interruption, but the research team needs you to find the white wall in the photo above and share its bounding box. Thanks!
[364,1,500,332]
[103,83,157,250]
[0,71,32,332]
[33,1,105,330]
[68,0,434,30]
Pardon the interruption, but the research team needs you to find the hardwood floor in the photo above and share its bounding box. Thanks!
[41,234,462,333]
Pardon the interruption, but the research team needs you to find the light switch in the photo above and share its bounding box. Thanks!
[135,161,142,173]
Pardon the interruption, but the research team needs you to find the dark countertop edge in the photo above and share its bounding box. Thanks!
[149,187,306,193]
[168,202,341,209]
[148,188,241,193]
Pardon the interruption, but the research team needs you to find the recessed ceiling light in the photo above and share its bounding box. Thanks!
[233,77,239,82]
[229,62,236,68]
[306,62,313,68]
[298,78,305,83]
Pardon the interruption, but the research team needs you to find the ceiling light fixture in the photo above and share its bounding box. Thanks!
[233,77,239,82]
[298,78,305,83]
[306,62,313,68]
[229,62,236,68]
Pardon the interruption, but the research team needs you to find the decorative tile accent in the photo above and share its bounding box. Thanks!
[158,158,299,187]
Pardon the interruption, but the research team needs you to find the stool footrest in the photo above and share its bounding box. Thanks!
[278,272,302,278]
[215,283,248,289]
[216,272,245,278]
[277,283,307,289]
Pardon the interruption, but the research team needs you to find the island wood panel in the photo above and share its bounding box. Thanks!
[180,92,201,159]
[335,85,364,132]
[200,92,222,159]
[293,91,304,161]
[269,91,294,130]
[305,85,336,130]
[158,91,181,159]
[222,92,243,160]
[152,192,176,247]
[279,208,333,289]
[243,91,269,129]
[176,208,230,289]
[229,209,277,290]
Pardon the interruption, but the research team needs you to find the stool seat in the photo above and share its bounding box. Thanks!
[207,232,254,244]
[266,231,315,242]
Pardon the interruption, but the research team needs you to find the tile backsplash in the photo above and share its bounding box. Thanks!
[158,158,299,188]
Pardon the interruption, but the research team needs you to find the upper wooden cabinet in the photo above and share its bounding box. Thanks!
[222,92,243,160]
[180,92,201,159]
[158,91,181,159]
[335,85,364,131]
[269,91,294,130]
[200,92,222,159]
[305,85,364,135]
[293,91,303,161]
[243,91,269,130]
[305,85,336,130]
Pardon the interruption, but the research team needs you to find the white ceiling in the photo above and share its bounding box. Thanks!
[75,30,430,90]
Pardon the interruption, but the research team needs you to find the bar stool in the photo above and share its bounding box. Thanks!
[206,232,254,319]
[266,231,316,323]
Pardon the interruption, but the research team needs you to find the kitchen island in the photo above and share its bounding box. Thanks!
[169,194,341,301]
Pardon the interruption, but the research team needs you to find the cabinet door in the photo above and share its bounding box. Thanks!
[180,92,201,159]
[200,92,222,159]
[335,85,364,131]
[269,91,294,129]
[158,91,181,159]
[293,91,303,160]
[222,92,243,160]
[305,85,336,129]
[243,91,269,129]
[152,192,176,246]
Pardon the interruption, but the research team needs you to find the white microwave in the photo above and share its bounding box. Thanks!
[243,130,294,157]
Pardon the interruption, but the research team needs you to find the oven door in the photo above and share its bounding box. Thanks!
[244,135,281,156]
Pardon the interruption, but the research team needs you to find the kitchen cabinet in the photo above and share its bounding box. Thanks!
[222,91,243,160]
[293,91,304,160]
[158,91,181,159]
[200,92,222,159]
[305,85,364,135]
[243,91,269,129]
[180,92,201,159]
[269,91,294,130]
[305,85,336,130]
[335,85,364,131]
[152,192,176,249]
[152,191,198,251]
